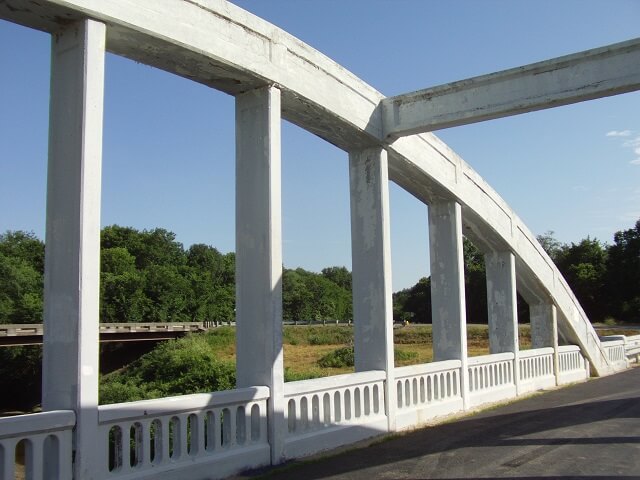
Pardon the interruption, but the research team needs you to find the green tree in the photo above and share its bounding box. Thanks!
[393,276,431,323]
[536,230,564,262]
[463,238,487,324]
[606,219,640,322]
[555,237,608,321]
[143,264,192,322]
[0,231,45,324]
[100,247,147,323]
[321,266,352,292]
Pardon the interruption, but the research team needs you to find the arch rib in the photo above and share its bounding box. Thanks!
[0,0,617,375]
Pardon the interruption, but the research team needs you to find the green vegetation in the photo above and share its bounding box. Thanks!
[2,219,640,411]
[3,219,640,326]
[100,329,236,404]
[318,346,354,368]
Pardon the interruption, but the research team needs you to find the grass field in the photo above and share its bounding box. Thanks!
[211,324,534,381]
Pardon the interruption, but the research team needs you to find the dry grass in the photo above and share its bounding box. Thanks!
[277,324,534,378]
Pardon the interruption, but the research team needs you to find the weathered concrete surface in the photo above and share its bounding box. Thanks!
[349,147,396,431]
[43,19,105,480]
[241,368,640,479]
[382,38,640,138]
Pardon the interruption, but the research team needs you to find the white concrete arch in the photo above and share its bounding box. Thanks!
[0,0,618,376]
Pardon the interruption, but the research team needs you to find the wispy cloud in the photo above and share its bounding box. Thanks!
[607,130,640,165]
[606,130,632,137]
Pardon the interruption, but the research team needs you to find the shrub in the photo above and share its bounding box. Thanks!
[317,346,354,368]
[100,333,235,405]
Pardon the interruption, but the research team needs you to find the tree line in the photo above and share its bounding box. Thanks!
[393,219,640,325]
[1,219,639,326]
[0,225,352,325]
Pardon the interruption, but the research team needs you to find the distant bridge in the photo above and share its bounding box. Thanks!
[0,1,639,479]
[0,322,209,346]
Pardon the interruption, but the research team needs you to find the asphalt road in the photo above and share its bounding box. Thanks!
[240,367,640,479]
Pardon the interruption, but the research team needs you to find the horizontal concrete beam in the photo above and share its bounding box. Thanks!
[382,38,640,138]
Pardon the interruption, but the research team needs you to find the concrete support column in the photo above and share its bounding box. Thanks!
[235,86,285,464]
[485,251,520,391]
[428,201,469,408]
[42,19,105,479]
[531,303,559,382]
[349,147,395,431]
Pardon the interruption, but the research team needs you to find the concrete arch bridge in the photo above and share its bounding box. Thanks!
[1,1,639,479]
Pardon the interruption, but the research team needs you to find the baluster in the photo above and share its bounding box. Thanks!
[325,392,333,425]
[161,417,171,464]
[180,415,189,459]
[31,435,44,479]
[2,438,16,479]
[139,420,150,467]
[229,408,238,448]
[213,409,222,450]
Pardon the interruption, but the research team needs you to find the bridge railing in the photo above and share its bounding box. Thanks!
[625,335,640,363]
[519,348,556,394]
[467,353,516,407]
[283,370,387,458]
[0,410,74,480]
[394,360,463,429]
[558,345,590,385]
[0,342,597,480]
[97,387,270,480]
[599,337,628,369]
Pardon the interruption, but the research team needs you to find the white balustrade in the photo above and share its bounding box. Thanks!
[625,335,640,363]
[98,386,270,480]
[283,371,387,458]
[467,353,516,407]
[519,348,556,393]
[557,345,589,384]
[394,360,463,429]
[600,338,627,369]
[0,410,74,480]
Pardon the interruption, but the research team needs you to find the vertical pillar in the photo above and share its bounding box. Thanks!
[349,147,395,431]
[235,86,284,464]
[43,19,105,479]
[428,201,469,408]
[485,251,520,392]
[531,303,559,383]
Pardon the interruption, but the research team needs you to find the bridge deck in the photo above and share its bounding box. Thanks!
[0,322,205,346]
[241,367,640,479]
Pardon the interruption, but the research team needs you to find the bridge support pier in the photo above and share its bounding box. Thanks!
[349,147,396,431]
[485,251,521,390]
[429,201,469,408]
[235,86,285,464]
[531,303,560,382]
[42,19,106,479]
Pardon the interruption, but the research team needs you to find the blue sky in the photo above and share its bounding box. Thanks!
[1,0,639,291]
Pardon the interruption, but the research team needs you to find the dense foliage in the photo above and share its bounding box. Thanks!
[1,219,639,328]
[100,329,236,404]
[0,225,351,325]
[393,220,640,325]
